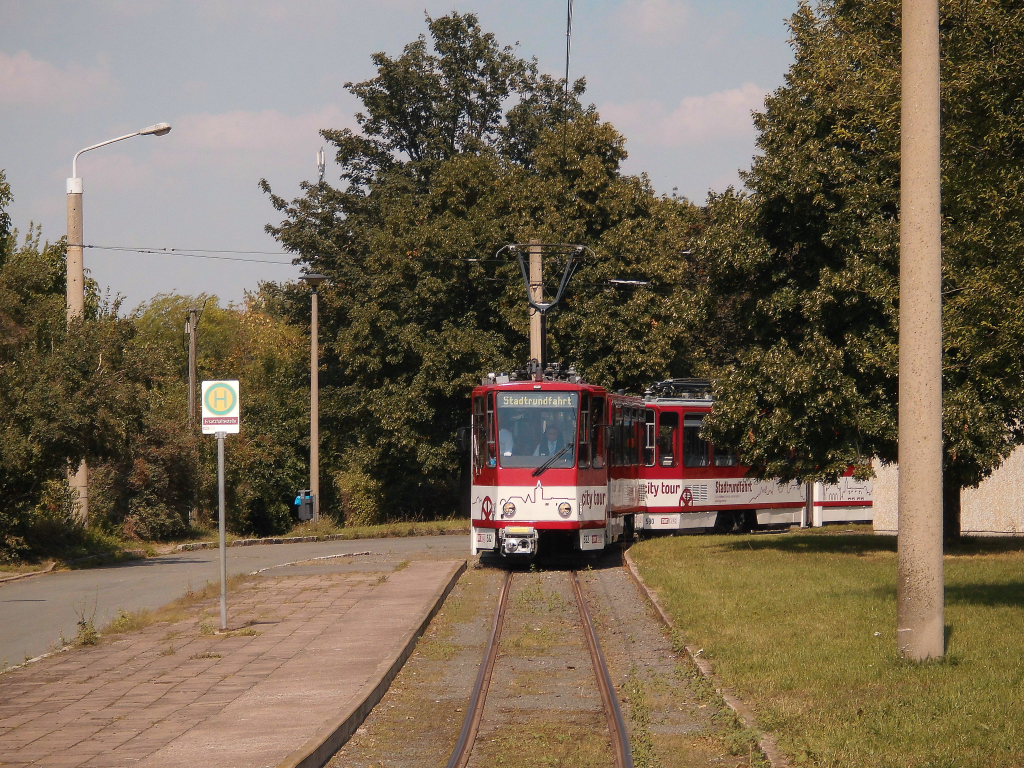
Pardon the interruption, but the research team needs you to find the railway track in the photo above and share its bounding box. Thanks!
[445,569,634,768]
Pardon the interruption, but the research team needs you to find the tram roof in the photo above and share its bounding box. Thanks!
[643,378,715,405]
[476,361,604,390]
[645,396,715,407]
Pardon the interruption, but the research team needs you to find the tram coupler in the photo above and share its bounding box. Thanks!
[499,526,538,556]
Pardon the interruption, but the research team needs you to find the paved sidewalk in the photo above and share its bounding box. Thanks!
[0,559,465,768]
[0,535,468,666]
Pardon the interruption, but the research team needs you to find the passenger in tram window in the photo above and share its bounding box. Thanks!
[499,428,514,457]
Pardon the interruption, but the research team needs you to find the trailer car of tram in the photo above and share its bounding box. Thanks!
[637,379,873,533]
[468,375,872,558]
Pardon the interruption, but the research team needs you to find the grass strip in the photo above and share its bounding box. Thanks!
[172,517,469,550]
[630,528,1024,767]
[101,573,255,637]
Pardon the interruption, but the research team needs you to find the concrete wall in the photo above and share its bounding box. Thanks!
[872,449,1024,536]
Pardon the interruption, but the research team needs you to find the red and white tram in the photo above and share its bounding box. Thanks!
[637,379,872,533]
[469,366,644,558]
[467,375,873,557]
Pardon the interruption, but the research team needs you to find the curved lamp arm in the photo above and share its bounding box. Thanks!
[72,123,171,178]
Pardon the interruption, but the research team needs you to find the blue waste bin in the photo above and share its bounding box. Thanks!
[296,489,315,521]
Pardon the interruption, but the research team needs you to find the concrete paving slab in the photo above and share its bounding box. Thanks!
[0,559,465,768]
[1,535,469,665]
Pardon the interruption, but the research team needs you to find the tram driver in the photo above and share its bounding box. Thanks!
[534,425,567,457]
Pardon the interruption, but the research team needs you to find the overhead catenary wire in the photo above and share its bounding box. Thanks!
[85,244,296,265]
[565,0,574,106]
[84,244,656,289]
[85,244,496,263]
[84,244,609,267]
[562,0,574,164]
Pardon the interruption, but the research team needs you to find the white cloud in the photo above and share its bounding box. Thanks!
[86,0,169,16]
[0,50,116,109]
[74,153,154,194]
[619,0,691,44]
[601,83,766,148]
[168,105,355,155]
[61,106,359,197]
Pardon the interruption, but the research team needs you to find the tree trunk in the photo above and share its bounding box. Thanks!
[942,474,961,542]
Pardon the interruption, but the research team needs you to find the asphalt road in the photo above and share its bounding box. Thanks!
[0,535,469,667]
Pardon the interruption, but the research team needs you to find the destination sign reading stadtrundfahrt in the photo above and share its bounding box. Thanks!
[201,380,240,435]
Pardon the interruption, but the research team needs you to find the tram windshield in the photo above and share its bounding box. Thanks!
[495,391,579,469]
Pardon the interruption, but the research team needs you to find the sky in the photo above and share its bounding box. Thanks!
[0,0,799,310]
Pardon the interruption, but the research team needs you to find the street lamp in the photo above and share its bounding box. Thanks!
[300,272,328,522]
[66,122,172,522]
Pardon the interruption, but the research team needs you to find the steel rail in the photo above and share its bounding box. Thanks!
[446,568,632,768]
[571,570,635,768]
[445,570,513,768]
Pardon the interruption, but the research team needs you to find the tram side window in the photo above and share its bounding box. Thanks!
[609,407,620,467]
[683,414,710,467]
[623,407,634,467]
[616,406,627,467]
[713,444,740,467]
[658,412,679,467]
[578,394,591,469]
[614,407,624,467]
[473,396,487,471]
[644,409,656,466]
[592,397,606,468]
[629,408,640,466]
[485,394,497,467]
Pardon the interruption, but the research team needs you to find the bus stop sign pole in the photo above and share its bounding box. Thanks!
[217,430,227,631]
[201,379,239,633]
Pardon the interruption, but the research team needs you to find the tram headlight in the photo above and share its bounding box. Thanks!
[558,502,572,519]
[502,501,516,519]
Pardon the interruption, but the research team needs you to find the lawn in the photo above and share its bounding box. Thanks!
[630,527,1024,767]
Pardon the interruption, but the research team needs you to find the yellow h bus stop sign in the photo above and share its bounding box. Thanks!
[201,380,240,435]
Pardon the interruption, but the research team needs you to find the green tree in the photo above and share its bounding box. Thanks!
[698,0,1024,538]
[0,171,314,558]
[131,291,309,537]
[0,170,164,558]
[261,13,700,523]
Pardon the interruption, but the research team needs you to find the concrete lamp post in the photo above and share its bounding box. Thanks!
[300,273,328,522]
[66,122,172,523]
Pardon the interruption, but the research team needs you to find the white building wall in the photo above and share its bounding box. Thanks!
[871,461,899,535]
[871,450,1024,536]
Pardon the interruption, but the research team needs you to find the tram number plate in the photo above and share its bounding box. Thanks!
[580,530,605,551]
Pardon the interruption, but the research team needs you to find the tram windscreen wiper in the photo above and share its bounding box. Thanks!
[532,444,573,477]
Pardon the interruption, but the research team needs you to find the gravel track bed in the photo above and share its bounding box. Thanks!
[328,566,502,768]
[467,568,614,768]
[329,545,767,768]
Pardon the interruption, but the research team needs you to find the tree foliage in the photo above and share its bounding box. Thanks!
[0,169,313,559]
[0,171,162,558]
[698,0,1024,536]
[262,13,700,522]
[130,291,309,537]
